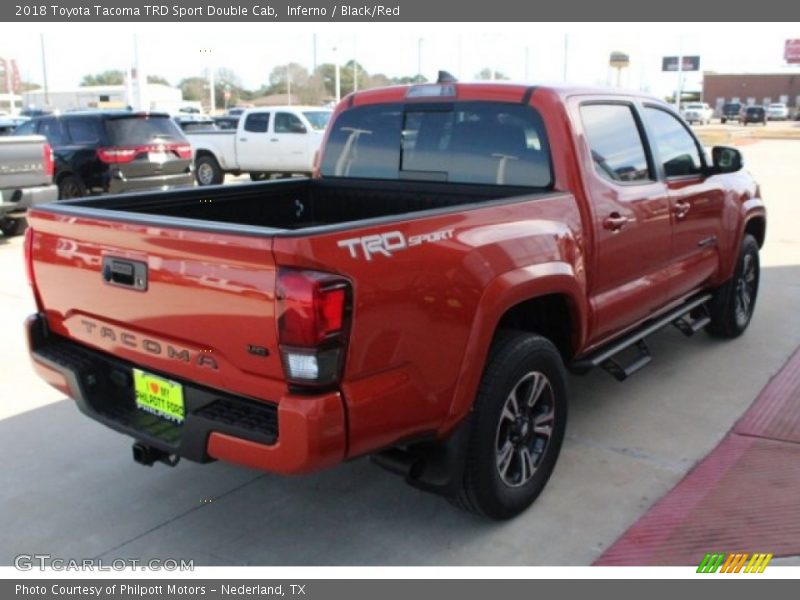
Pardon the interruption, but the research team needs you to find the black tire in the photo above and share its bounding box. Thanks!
[0,217,27,237]
[58,174,85,199]
[452,331,568,520]
[706,234,760,338]
[195,155,224,185]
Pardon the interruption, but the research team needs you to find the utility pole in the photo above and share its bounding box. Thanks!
[40,34,49,107]
[675,35,684,111]
[353,36,358,92]
[312,34,317,72]
[417,38,423,81]
[525,46,530,81]
[563,34,569,82]
[333,44,341,102]
[287,65,291,105]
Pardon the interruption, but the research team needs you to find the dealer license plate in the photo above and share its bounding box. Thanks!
[133,369,185,424]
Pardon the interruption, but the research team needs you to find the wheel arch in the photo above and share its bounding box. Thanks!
[441,263,587,434]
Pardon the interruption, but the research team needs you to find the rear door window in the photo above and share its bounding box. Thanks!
[65,117,103,145]
[244,112,270,133]
[105,116,185,145]
[39,118,68,146]
[321,102,552,187]
[12,120,37,136]
[580,104,652,183]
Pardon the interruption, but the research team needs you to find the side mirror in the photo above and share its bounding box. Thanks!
[711,146,742,174]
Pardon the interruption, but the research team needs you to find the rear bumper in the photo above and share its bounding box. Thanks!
[106,172,196,195]
[26,314,346,474]
[0,184,58,218]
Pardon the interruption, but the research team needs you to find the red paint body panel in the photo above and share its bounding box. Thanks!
[25,82,765,473]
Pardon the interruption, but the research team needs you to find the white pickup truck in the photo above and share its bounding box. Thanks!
[187,106,332,185]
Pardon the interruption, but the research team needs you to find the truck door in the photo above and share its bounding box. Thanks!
[273,111,311,173]
[640,105,726,300]
[236,111,272,172]
[577,101,673,344]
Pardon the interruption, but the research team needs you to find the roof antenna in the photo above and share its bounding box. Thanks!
[437,70,458,84]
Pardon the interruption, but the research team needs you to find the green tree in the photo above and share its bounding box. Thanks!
[146,74,170,85]
[80,70,125,86]
[178,77,207,102]
[474,68,509,81]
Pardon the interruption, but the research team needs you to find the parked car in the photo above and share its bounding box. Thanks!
[25,80,765,519]
[681,102,713,125]
[173,114,218,132]
[0,135,57,235]
[213,115,239,130]
[0,117,29,135]
[13,111,194,199]
[187,106,333,184]
[742,105,767,126]
[766,102,789,121]
[720,102,742,124]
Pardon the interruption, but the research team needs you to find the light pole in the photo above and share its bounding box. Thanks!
[286,64,292,105]
[417,38,423,81]
[333,44,341,103]
[40,34,49,107]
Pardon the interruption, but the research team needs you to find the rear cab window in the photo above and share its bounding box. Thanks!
[244,112,270,133]
[320,102,552,188]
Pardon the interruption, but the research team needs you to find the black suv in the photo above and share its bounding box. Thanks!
[13,111,194,199]
[742,106,767,126]
[720,102,742,124]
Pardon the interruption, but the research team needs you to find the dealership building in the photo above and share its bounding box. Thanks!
[703,72,800,111]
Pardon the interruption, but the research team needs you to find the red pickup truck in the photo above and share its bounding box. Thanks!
[24,78,765,519]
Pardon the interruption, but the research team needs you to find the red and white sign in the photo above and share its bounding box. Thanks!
[785,39,800,64]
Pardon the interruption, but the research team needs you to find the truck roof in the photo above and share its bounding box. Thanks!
[345,81,663,107]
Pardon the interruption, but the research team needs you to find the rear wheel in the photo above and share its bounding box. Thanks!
[195,155,224,185]
[453,332,568,520]
[707,234,760,338]
[0,217,27,237]
[58,174,85,199]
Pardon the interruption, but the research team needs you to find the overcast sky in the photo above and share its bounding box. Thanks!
[1,22,798,98]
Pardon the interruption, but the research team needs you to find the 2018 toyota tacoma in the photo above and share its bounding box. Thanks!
[24,78,765,519]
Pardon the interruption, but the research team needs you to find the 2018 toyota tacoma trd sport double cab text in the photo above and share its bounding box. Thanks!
[24,78,765,519]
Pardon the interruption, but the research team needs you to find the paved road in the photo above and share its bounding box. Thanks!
[1,140,798,566]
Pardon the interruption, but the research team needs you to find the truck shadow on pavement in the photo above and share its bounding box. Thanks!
[1,264,798,566]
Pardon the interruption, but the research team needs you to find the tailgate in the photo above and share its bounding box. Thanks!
[27,209,286,402]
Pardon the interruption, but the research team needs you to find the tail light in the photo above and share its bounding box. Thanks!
[23,228,35,287]
[42,143,54,179]
[97,147,139,163]
[276,268,352,387]
[97,143,193,164]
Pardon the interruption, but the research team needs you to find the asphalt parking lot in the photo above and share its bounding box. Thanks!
[1,139,799,566]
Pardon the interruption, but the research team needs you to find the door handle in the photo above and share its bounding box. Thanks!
[603,213,629,232]
[675,201,691,219]
[270,138,279,142]
[239,138,248,142]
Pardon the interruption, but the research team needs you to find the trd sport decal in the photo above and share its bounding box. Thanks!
[337,229,454,261]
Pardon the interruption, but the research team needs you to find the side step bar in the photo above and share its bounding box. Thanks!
[570,294,712,381]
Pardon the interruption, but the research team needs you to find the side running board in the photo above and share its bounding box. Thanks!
[570,294,712,381]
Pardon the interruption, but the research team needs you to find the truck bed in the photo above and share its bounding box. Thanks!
[39,177,552,234]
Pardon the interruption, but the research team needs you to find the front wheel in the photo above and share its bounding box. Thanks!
[452,332,568,520]
[706,234,760,338]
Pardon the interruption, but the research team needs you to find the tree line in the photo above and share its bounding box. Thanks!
[77,63,509,109]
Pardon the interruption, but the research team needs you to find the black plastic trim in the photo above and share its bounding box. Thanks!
[27,315,278,462]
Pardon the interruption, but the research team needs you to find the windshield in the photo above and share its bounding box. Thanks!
[302,111,332,131]
[320,102,552,187]
[769,103,785,108]
[685,104,704,110]
[105,116,185,145]
[723,104,740,111]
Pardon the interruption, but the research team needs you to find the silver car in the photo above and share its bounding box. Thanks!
[766,103,789,120]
